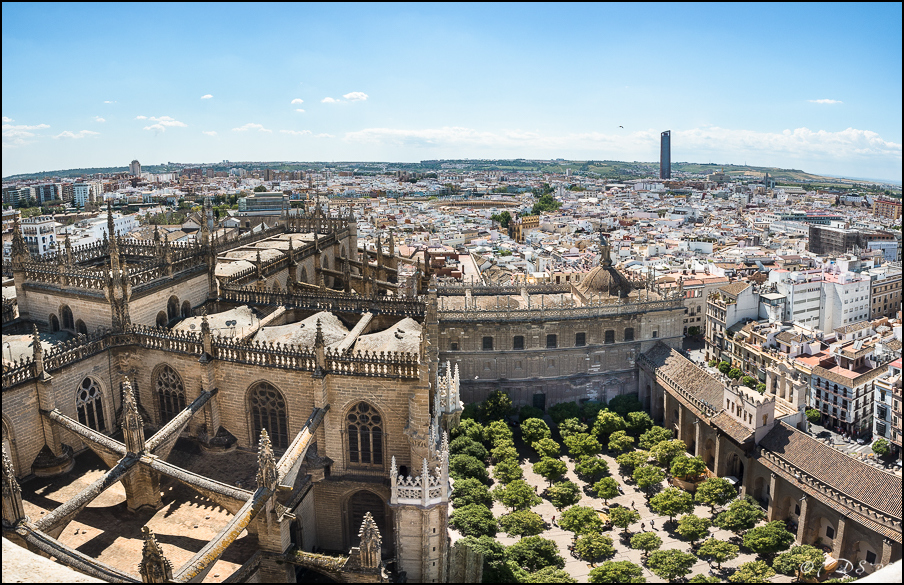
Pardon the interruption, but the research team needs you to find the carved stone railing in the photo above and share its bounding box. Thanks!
[2,360,37,388]
[439,297,682,322]
[2,297,17,324]
[220,285,426,317]
[132,325,204,356]
[211,336,316,369]
[436,282,572,295]
[326,347,419,379]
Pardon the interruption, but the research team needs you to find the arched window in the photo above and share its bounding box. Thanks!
[250,382,288,449]
[167,296,179,321]
[347,490,387,549]
[75,320,88,336]
[156,311,168,328]
[49,314,60,333]
[624,328,635,342]
[604,330,615,344]
[76,377,106,432]
[300,267,308,283]
[156,365,185,425]
[347,402,383,468]
[181,301,192,318]
[61,305,74,330]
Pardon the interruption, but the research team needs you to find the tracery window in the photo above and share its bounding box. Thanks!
[76,377,106,432]
[156,365,186,425]
[250,382,288,449]
[61,305,74,330]
[347,402,383,467]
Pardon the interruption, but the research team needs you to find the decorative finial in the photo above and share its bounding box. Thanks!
[138,525,173,583]
[256,429,278,491]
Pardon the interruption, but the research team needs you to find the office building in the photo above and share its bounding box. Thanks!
[130,160,141,176]
[660,130,671,179]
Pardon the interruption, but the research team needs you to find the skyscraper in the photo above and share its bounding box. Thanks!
[660,131,670,179]
[130,159,141,176]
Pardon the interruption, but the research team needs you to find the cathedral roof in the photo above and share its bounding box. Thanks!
[574,265,636,299]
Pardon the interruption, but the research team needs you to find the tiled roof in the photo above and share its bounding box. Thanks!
[719,281,750,296]
[834,321,871,335]
[642,343,724,408]
[813,365,887,388]
[759,422,902,520]
[710,412,753,444]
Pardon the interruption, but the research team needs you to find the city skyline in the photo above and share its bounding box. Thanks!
[2,3,902,181]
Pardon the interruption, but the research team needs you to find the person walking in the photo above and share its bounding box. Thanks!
[641,522,646,531]
[552,515,556,526]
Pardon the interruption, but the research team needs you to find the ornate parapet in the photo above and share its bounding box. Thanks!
[438,296,682,322]
[389,451,449,508]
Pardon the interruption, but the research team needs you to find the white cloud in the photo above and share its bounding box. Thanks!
[142,116,188,133]
[201,94,213,99]
[2,117,12,123]
[2,122,51,147]
[321,97,339,103]
[232,123,272,133]
[54,130,99,139]
[315,133,334,138]
[280,129,312,136]
[809,99,843,104]
[103,100,117,104]
[295,109,306,113]
[343,91,368,102]
[94,116,106,123]
[291,98,304,104]
[202,130,217,136]
[135,115,147,120]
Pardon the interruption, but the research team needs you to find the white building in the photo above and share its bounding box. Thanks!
[820,270,871,332]
[72,181,104,207]
[19,215,59,256]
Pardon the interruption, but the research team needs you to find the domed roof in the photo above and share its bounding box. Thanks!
[575,265,636,299]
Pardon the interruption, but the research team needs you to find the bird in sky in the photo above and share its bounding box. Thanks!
[619,126,624,128]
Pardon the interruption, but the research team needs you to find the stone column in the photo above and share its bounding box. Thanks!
[880,537,893,567]
[694,419,703,458]
[796,496,809,544]
[713,432,724,477]
[832,516,847,560]
[767,472,780,521]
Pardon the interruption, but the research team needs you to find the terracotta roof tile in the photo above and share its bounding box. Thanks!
[710,412,753,444]
[759,422,902,520]
[719,281,751,296]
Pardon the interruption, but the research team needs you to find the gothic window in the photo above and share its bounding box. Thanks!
[624,328,635,342]
[249,382,289,450]
[156,311,168,328]
[513,335,525,350]
[167,296,179,321]
[546,334,557,349]
[75,320,88,336]
[347,490,386,549]
[181,301,192,318]
[604,330,615,344]
[347,402,383,467]
[49,314,60,333]
[61,305,74,330]
[76,377,106,432]
[575,332,586,347]
[156,365,186,425]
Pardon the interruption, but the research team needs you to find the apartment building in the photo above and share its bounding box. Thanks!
[868,266,903,320]
[874,358,902,457]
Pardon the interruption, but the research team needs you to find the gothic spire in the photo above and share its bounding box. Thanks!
[121,377,145,454]
[138,526,173,583]
[256,429,278,491]
[10,215,31,269]
[2,444,25,526]
[357,512,382,569]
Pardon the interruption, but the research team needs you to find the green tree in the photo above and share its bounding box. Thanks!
[608,394,644,417]
[594,410,627,438]
[493,479,541,511]
[608,430,635,453]
[559,505,604,535]
[563,433,601,458]
[873,438,891,456]
[805,408,821,425]
[743,520,795,561]
[491,443,519,464]
[588,560,646,583]
[548,480,582,510]
[519,405,545,422]
[646,549,698,582]
[456,535,515,583]
[253,185,268,192]
[506,536,565,572]
[773,545,826,580]
[452,419,485,443]
[617,450,650,474]
[549,402,581,425]
[533,457,568,486]
[609,506,640,534]
[670,455,707,481]
[741,375,757,388]
[532,437,561,458]
[450,454,490,484]
[718,362,731,374]
[687,574,720,584]
[575,534,616,564]
[593,477,620,504]
[493,459,524,484]
[626,411,654,436]
[633,465,665,497]
[510,564,576,583]
[491,211,513,228]
[649,487,695,523]
[480,389,513,422]
[695,477,737,515]
[696,538,739,569]
[727,368,742,380]
[581,401,605,421]
[651,439,687,468]
[484,419,514,446]
[728,560,775,583]
[531,192,561,215]
[576,456,609,481]
[557,417,588,439]
[676,514,712,544]
[714,496,766,535]
[521,418,551,444]
[452,477,492,508]
[449,436,488,462]
[498,509,545,538]
[450,504,497,537]
[629,532,662,559]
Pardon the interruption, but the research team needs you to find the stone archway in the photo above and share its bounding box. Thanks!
[156,311,168,328]
[727,452,744,484]
[167,296,179,321]
[345,490,389,555]
[181,300,192,318]
[703,438,716,470]
[49,314,60,333]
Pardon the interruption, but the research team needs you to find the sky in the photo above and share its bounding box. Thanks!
[2,3,902,181]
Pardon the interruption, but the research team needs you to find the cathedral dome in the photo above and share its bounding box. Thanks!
[575,265,636,299]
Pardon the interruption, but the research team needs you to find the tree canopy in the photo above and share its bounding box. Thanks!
[608,430,635,453]
[629,532,662,558]
[594,410,627,438]
[626,411,654,436]
[728,560,775,583]
[575,534,616,564]
[506,536,565,572]
[451,477,492,508]
[773,545,826,579]
[549,401,581,424]
[649,487,695,523]
[638,425,671,450]
[532,437,561,458]
[558,417,588,439]
[498,509,545,538]
[676,514,712,544]
[633,465,665,497]
[695,477,737,514]
[492,458,524,484]
[547,480,582,510]
[617,450,650,473]
[714,496,766,535]
[576,456,609,480]
[696,538,739,569]
[450,504,497,537]
[493,479,541,511]
[521,418,551,444]
[651,439,687,468]
[607,394,644,417]
[480,390,513,422]
[449,454,490,484]
[609,506,641,534]
[533,457,568,486]
[594,476,620,504]
[564,433,601,458]
[742,520,796,560]
[670,455,707,481]
[588,560,646,583]
[559,505,604,535]
[646,549,698,582]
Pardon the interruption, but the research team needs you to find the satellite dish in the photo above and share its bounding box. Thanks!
[189,324,196,330]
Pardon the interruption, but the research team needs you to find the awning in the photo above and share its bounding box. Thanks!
[724,476,739,485]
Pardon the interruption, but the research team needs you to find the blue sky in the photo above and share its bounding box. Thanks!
[3,2,902,180]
